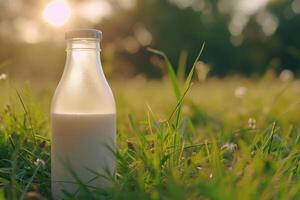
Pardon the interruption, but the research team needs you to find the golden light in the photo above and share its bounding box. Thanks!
[43,0,71,27]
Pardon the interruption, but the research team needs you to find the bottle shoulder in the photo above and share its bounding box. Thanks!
[51,78,116,114]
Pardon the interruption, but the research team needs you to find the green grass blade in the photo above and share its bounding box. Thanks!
[183,42,205,92]
[177,50,188,82]
[19,166,40,200]
[175,42,205,128]
[147,47,181,100]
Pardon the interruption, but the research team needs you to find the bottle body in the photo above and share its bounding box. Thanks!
[51,34,116,199]
[51,113,115,198]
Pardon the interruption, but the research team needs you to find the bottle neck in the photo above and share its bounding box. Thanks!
[66,39,101,65]
[66,39,101,51]
[64,39,105,83]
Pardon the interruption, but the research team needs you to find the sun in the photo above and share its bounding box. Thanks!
[43,0,71,27]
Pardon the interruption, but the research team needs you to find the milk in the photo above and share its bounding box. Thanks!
[51,113,116,198]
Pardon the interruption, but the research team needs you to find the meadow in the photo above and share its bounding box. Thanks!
[1,53,300,199]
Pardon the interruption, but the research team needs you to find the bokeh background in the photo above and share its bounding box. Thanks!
[0,0,299,83]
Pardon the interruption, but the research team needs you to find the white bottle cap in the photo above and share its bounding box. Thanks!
[65,29,102,40]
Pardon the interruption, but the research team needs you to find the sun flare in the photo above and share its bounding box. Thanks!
[42,0,71,27]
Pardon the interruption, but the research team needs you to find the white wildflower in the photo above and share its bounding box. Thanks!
[34,158,45,168]
[279,69,294,82]
[234,86,247,98]
[248,118,256,129]
[209,173,213,179]
[221,143,237,153]
[0,73,7,80]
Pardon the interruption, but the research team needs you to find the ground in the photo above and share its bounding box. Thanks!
[1,74,300,200]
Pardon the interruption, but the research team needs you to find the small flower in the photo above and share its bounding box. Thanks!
[234,86,247,98]
[248,118,256,129]
[279,69,294,82]
[221,143,238,153]
[0,73,7,80]
[34,158,45,168]
[209,173,213,179]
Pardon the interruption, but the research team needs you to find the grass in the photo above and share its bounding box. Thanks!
[1,48,300,199]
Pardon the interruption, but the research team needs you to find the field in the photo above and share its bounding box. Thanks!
[1,63,300,199]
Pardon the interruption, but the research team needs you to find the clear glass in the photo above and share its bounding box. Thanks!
[51,38,116,199]
[51,38,115,114]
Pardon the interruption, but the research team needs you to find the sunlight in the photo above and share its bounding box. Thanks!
[42,0,71,27]
[236,0,270,15]
[77,1,112,23]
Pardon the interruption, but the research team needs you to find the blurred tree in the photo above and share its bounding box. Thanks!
[0,0,299,80]
[100,0,300,77]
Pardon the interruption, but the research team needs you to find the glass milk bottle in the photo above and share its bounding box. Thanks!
[51,29,116,199]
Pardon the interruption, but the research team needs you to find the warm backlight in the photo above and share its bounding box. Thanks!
[43,0,71,27]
